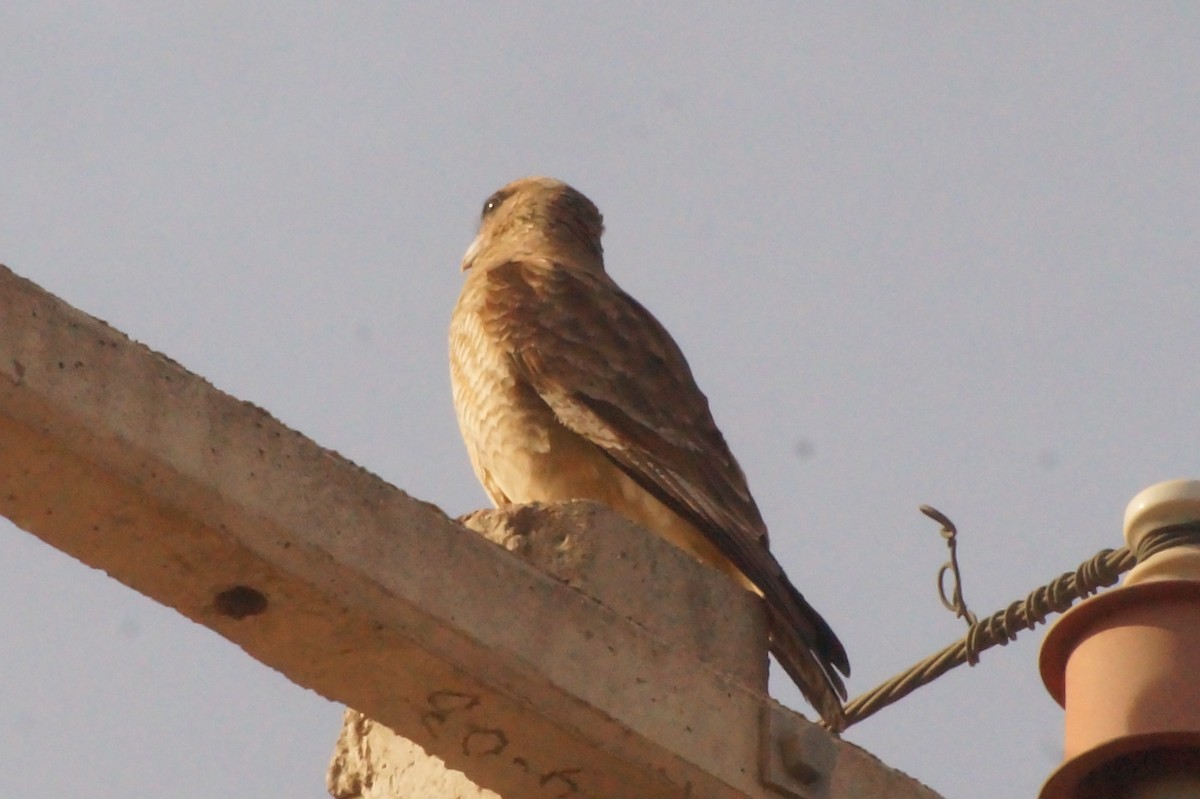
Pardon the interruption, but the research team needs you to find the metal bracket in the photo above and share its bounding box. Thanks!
[761,701,837,798]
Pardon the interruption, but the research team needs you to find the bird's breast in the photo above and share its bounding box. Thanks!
[451,285,661,509]
[450,288,559,499]
[449,275,755,592]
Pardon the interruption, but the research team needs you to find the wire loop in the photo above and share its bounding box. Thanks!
[841,509,1141,729]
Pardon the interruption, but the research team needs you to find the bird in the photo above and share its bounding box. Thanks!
[449,177,850,729]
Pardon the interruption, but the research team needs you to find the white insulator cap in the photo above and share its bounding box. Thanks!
[1123,479,1200,585]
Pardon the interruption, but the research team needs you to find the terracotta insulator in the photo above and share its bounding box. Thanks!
[1039,480,1200,799]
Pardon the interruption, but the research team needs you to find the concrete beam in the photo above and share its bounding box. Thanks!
[0,264,942,799]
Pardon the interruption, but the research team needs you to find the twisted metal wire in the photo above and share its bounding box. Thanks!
[926,504,978,633]
[842,510,1144,729]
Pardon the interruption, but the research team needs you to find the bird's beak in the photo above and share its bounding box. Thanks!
[461,233,483,271]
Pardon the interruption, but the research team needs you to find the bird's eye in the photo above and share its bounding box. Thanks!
[481,190,509,219]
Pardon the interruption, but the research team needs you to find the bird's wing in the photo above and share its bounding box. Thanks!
[480,260,850,715]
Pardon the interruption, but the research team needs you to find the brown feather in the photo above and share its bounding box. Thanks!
[450,177,850,728]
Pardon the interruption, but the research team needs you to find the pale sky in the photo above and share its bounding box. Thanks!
[2,5,1198,798]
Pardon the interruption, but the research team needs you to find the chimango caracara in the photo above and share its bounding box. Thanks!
[449,177,850,729]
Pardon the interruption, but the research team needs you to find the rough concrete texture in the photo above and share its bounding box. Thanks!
[460,503,769,686]
[328,701,949,799]
[329,503,945,799]
[0,264,943,799]
[328,709,499,799]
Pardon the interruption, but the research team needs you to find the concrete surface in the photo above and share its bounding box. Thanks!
[0,264,943,799]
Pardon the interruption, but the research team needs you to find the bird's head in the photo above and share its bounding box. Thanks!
[461,177,605,272]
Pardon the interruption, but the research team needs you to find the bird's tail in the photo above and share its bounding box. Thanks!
[767,579,850,732]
